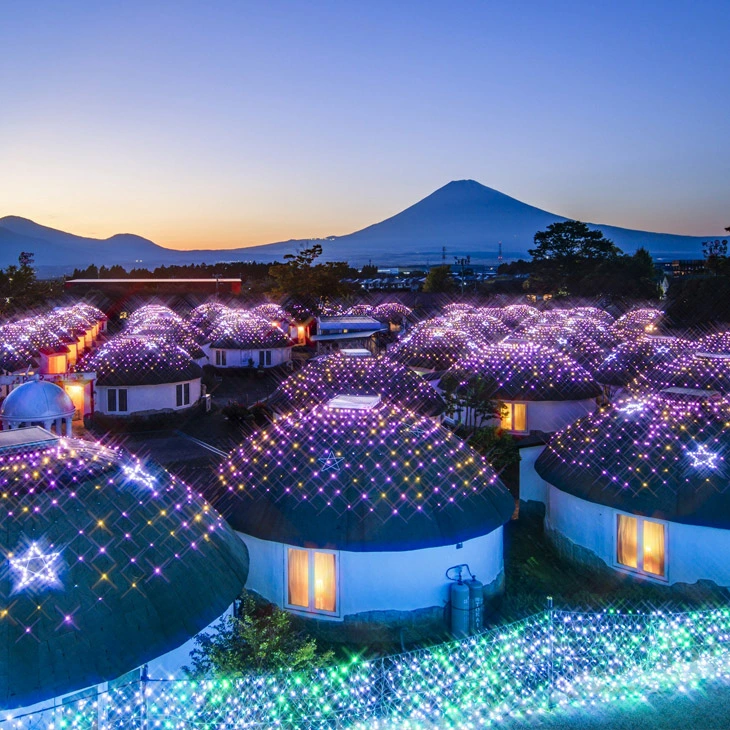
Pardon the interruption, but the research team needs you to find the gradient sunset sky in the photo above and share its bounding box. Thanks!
[2,0,728,250]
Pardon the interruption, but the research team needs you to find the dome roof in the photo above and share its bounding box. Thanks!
[189,302,229,336]
[80,338,203,386]
[0,435,249,707]
[535,392,730,528]
[372,302,412,323]
[209,312,290,350]
[521,326,606,372]
[269,353,446,417]
[212,399,514,551]
[446,312,511,345]
[1,380,75,422]
[441,342,601,402]
[595,336,697,388]
[697,330,730,355]
[388,320,472,371]
[631,351,730,395]
[251,303,292,322]
[610,308,663,340]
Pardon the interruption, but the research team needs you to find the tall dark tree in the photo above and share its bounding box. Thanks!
[529,220,620,262]
[268,244,354,299]
[703,234,729,275]
[527,220,622,296]
[422,265,455,293]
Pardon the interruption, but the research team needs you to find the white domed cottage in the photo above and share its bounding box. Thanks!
[212,396,514,636]
[207,311,292,369]
[0,427,249,709]
[441,342,601,435]
[533,390,730,586]
[81,338,203,418]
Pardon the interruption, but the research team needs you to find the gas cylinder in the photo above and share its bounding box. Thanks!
[450,580,470,638]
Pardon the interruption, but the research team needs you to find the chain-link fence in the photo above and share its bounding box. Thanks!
[4,604,730,729]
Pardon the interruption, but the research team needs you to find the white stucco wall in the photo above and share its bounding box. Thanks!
[208,346,292,368]
[519,398,596,433]
[95,379,201,415]
[240,528,504,621]
[519,444,549,504]
[432,390,595,434]
[545,483,730,588]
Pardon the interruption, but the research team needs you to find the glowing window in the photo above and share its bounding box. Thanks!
[501,403,527,432]
[286,548,338,615]
[616,514,638,569]
[616,514,665,578]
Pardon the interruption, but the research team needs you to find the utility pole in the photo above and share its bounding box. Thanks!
[498,241,503,265]
[442,246,446,265]
[454,255,471,295]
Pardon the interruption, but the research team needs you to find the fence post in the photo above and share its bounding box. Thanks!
[140,664,149,730]
[547,596,554,710]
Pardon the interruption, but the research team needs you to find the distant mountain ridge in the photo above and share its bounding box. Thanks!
[0,180,712,273]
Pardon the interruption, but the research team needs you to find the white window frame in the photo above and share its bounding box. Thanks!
[215,350,227,367]
[107,387,128,413]
[614,511,668,582]
[284,547,340,618]
[501,402,528,434]
[176,382,191,407]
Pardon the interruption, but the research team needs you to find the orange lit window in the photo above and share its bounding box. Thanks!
[500,403,527,432]
[286,547,338,615]
[616,514,665,578]
[46,354,67,375]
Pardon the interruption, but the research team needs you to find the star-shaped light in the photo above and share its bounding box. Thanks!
[9,542,62,592]
[318,449,345,473]
[618,401,647,416]
[687,444,720,470]
[122,462,157,489]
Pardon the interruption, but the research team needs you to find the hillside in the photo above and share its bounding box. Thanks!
[0,181,711,272]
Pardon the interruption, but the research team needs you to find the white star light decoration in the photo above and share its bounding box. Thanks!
[618,401,647,416]
[122,462,157,489]
[9,542,62,593]
[318,449,345,473]
[687,445,720,470]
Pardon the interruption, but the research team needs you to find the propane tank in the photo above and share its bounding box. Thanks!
[450,579,470,638]
[468,575,484,634]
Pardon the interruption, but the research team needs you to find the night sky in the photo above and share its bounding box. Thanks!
[1,0,728,249]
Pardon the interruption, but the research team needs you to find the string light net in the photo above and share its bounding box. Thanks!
[610,309,663,341]
[213,399,514,551]
[250,303,292,323]
[269,353,447,417]
[535,391,730,524]
[630,352,730,395]
[0,436,249,708]
[387,320,471,371]
[443,312,511,345]
[6,605,730,728]
[442,342,601,402]
[207,311,291,350]
[188,302,229,336]
[372,302,412,324]
[595,336,698,388]
[520,325,606,373]
[345,304,376,317]
[697,330,730,355]
[79,338,202,386]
